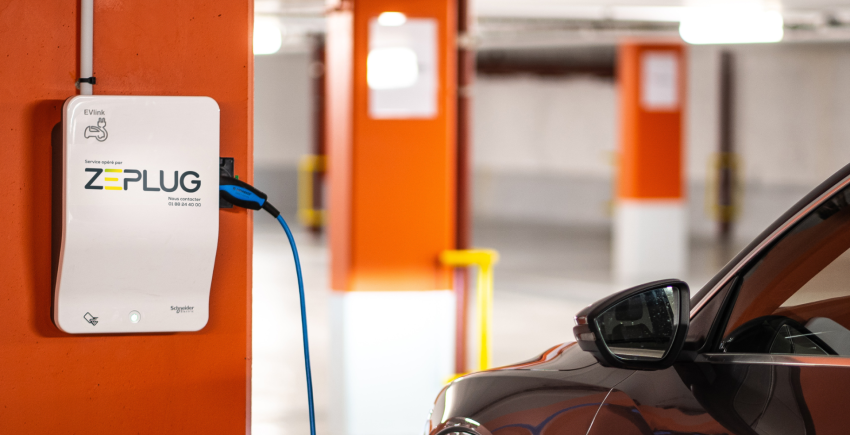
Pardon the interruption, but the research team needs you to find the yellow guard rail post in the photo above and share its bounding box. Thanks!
[440,249,500,377]
[297,155,326,228]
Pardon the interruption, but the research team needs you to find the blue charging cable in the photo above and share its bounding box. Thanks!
[220,176,317,435]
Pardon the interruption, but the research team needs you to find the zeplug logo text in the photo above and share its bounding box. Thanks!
[85,168,201,192]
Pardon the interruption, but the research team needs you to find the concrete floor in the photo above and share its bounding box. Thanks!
[251,215,744,434]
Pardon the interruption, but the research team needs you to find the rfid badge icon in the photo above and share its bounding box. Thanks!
[83,312,99,326]
[84,118,108,142]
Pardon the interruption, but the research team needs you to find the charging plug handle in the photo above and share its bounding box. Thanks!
[219,176,279,217]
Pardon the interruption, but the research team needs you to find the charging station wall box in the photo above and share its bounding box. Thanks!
[53,96,220,334]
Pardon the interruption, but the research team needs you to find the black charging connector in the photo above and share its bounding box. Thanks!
[219,157,235,208]
[219,175,280,217]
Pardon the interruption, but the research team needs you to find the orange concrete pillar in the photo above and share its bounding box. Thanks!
[614,42,687,285]
[325,0,457,433]
[0,1,252,432]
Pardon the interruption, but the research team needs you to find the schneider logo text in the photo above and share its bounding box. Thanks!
[171,306,194,314]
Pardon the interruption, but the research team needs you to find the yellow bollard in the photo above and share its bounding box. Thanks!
[440,249,499,378]
[706,152,742,222]
[297,155,326,228]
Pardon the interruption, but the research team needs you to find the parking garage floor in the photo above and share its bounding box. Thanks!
[251,215,745,435]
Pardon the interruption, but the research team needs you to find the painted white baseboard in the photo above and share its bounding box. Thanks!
[614,199,687,286]
[329,290,455,435]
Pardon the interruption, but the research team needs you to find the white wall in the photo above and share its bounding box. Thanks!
[688,43,850,187]
[690,43,850,238]
[472,75,617,227]
[474,76,618,178]
[255,52,312,168]
[254,51,313,216]
[253,44,850,239]
[473,43,850,240]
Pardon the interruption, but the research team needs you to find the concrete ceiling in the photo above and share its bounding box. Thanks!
[257,0,850,18]
[255,0,850,50]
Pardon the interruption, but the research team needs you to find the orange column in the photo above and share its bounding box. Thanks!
[329,1,456,292]
[0,1,252,433]
[614,42,687,284]
[326,0,457,432]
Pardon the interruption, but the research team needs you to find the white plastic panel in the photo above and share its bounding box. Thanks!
[55,95,220,334]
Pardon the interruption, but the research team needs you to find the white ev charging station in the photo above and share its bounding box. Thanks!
[52,96,220,334]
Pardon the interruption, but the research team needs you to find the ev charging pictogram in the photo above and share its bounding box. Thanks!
[84,118,108,142]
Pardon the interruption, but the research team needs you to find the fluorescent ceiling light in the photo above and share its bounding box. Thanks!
[679,6,783,44]
[378,12,407,26]
[254,18,283,55]
[367,47,419,90]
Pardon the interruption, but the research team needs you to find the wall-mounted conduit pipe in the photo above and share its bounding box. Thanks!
[715,51,740,241]
[455,0,474,376]
[79,0,94,95]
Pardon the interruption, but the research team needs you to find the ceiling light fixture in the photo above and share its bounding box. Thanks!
[378,12,407,27]
[254,17,283,55]
[679,5,783,44]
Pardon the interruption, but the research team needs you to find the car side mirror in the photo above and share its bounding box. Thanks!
[572,279,689,370]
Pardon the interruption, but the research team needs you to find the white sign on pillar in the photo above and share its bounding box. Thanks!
[640,51,679,111]
[367,17,438,119]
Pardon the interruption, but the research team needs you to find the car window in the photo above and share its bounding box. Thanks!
[721,185,850,356]
[780,249,850,307]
